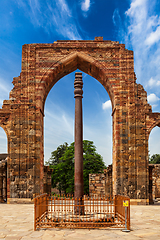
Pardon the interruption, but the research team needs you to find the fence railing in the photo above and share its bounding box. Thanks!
[34,194,130,230]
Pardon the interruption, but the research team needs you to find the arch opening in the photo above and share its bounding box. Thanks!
[148,125,160,204]
[44,70,112,167]
[149,126,160,160]
[0,127,7,153]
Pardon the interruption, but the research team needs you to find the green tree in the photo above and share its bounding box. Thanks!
[51,143,74,194]
[83,140,106,194]
[45,142,68,165]
[149,154,160,164]
[49,140,106,195]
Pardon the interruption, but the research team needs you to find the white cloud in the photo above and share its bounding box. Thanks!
[102,100,111,110]
[44,107,74,162]
[81,0,90,12]
[0,99,4,106]
[62,114,74,136]
[58,0,71,15]
[147,93,160,103]
[44,105,112,166]
[0,80,11,94]
[49,0,82,40]
[145,25,160,46]
[83,113,112,166]
[112,8,120,26]
[126,0,146,17]
[0,78,11,108]
[15,0,82,40]
[116,0,160,97]
[45,108,74,138]
[125,0,147,36]
[148,77,160,87]
[148,77,155,87]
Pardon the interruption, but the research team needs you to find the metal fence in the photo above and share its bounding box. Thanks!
[34,194,130,230]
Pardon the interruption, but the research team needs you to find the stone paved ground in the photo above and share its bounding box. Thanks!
[0,203,160,240]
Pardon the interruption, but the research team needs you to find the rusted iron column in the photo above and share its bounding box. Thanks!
[74,72,84,215]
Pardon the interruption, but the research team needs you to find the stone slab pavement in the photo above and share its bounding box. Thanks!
[0,203,160,240]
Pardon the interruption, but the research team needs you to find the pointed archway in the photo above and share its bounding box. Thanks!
[0,38,159,203]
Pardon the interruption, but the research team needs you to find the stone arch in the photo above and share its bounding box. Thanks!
[0,38,159,203]
[147,123,160,204]
[36,52,115,112]
[0,113,10,138]
[148,121,160,158]
[147,120,160,138]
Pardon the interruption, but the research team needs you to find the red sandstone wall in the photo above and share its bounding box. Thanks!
[89,165,112,197]
[151,164,160,199]
[0,38,159,201]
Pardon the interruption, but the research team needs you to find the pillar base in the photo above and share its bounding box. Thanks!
[130,199,149,205]
[7,198,34,204]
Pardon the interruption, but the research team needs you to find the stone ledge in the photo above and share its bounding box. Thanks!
[7,198,34,204]
[130,199,149,205]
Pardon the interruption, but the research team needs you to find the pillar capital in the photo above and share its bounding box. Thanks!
[74,72,83,98]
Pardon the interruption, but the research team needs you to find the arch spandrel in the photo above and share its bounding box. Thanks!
[11,40,136,114]
[0,110,10,138]
[36,52,115,111]
[33,46,134,113]
[146,113,160,137]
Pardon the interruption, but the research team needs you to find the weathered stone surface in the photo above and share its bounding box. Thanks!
[89,165,112,197]
[149,164,160,202]
[43,166,52,195]
[0,37,159,201]
[90,164,160,205]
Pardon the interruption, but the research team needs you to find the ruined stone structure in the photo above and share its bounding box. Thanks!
[90,164,160,204]
[149,164,160,203]
[0,37,160,203]
[0,154,8,203]
[89,165,112,198]
[43,166,53,195]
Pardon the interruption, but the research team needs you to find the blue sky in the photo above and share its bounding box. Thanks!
[0,0,160,165]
